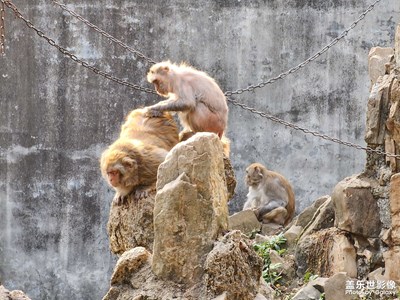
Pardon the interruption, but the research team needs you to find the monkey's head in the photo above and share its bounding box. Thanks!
[147,61,173,97]
[245,163,266,187]
[100,142,139,196]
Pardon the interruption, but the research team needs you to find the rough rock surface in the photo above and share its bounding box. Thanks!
[390,173,400,245]
[107,193,155,254]
[296,228,357,278]
[228,210,262,234]
[368,47,394,86]
[0,286,31,300]
[396,24,400,68]
[152,133,228,285]
[332,175,382,237]
[103,134,262,299]
[204,231,263,300]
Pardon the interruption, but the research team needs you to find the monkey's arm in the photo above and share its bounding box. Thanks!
[146,86,196,116]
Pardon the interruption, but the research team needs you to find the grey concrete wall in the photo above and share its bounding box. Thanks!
[0,0,398,299]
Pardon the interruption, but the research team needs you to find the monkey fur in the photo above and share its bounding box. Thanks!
[243,163,295,226]
[100,108,179,205]
[146,61,228,139]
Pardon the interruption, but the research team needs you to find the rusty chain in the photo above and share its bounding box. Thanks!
[0,0,5,55]
[51,0,156,65]
[224,0,383,96]
[227,97,400,159]
[1,0,157,94]
[2,0,397,159]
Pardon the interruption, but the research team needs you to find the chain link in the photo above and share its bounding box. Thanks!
[0,0,5,55]
[1,0,157,94]
[51,0,157,65]
[224,0,383,97]
[227,97,400,159]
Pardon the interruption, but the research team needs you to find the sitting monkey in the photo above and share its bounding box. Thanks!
[100,108,179,205]
[243,163,295,226]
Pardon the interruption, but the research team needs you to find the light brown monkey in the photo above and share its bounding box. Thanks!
[100,108,179,205]
[146,61,228,139]
[243,163,295,226]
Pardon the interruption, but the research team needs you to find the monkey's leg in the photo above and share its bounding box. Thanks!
[261,207,288,225]
[257,200,286,216]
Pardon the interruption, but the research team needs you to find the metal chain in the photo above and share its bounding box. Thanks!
[51,0,157,65]
[1,0,157,94]
[224,0,383,96]
[3,0,397,159]
[227,97,400,159]
[0,0,5,55]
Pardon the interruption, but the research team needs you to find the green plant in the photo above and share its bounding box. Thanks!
[319,292,325,300]
[303,270,319,284]
[253,234,287,284]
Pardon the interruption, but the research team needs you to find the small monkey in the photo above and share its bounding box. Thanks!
[146,61,228,139]
[243,163,295,226]
[100,108,179,205]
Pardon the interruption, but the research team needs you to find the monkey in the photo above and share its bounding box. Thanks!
[145,61,228,139]
[100,108,179,205]
[243,163,295,226]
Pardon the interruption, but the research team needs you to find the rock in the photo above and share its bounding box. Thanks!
[110,247,151,285]
[390,173,400,245]
[396,24,400,68]
[152,133,229,285]
[383,247,400,283]
[257,280,276,300]
[365,73,393,145]
[228,210,261,235]
[223,155,236,201]
[386,78,400,172]
[0,286,31,300]
[299,197,334,240]
[332,175,382,237]
[381,228,392,246]
[107,193,155,254]
[8,291,31,300]
[0,286,9,300]
[368,47,394,86]
[324,272,353,300]
[212,292,227,300]
[204,231,263,300]
[291,284,321,300]
[368,267,386,281]
[254,293,268,300]
[309,277,329,293]
[261,223,284,236]
[294,196,329,228]
[295,228,357,278]
[284,225,302,247]
[269,250,296,282]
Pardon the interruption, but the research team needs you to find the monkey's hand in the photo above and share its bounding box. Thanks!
[134,186,156,200]
[113,194,128,206]
[144,106,164,118]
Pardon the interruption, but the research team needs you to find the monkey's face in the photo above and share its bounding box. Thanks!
[147,63,171,97]
[101,148,140,196]
[245,164,264,187]
[106,169,121,187]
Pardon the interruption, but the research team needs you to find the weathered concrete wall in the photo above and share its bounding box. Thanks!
[0,0,398,299]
